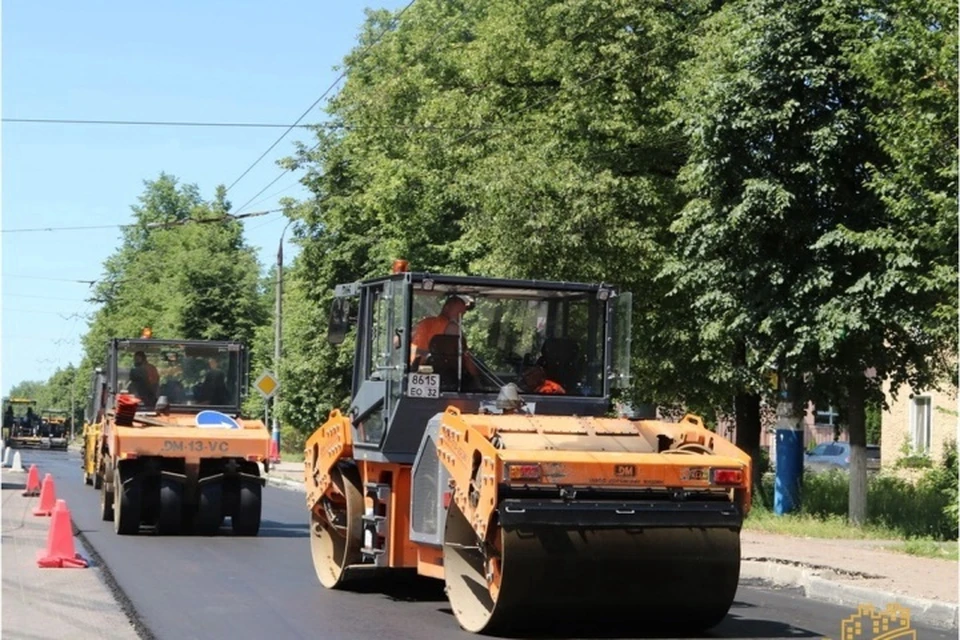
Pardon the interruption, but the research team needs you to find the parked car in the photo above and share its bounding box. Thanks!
[804,441,881,473]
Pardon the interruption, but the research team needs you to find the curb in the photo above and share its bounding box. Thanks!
[741,559,959,630]
[264,475,304,492]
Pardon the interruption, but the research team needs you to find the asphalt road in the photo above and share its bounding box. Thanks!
[14,450,954,640]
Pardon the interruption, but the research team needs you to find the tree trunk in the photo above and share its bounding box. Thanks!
[847,376,867,526]
[735,390,762,496]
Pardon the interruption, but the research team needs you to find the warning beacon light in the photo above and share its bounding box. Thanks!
[141,327,153,339]
[392,259,409,274]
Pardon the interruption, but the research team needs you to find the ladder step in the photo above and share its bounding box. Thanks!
[360,547,387,566]
[362,514,388,535]
[365,482,392,502]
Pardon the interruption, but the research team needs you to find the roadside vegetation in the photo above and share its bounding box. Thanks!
[748,440,958,546]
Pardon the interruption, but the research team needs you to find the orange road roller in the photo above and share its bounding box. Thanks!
[304,267,752,634]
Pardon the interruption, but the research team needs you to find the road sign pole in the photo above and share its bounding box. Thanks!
[254,370,281,462]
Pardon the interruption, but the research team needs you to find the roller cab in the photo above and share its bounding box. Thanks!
[305,268,753,635]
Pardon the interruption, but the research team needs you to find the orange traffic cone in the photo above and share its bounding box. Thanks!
[33,473,57,516]
[22,464,41,497]
[37,499,88,568]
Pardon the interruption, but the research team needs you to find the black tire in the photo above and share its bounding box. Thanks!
[113,467,142,535]
[100,480,114,521]
[232,481,261,536]
[194,481,223,536]
[156,477,183,535]
[94,470,103,490]
[83,471,93,486]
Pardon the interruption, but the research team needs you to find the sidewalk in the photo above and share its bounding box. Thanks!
[1,467,141,640]
[263,459,959,629]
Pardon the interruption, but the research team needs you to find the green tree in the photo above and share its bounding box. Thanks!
[670,0,956,524]
[278,0,718,437]
[78,173,267,415]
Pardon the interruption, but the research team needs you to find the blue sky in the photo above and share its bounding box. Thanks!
[2,0,408,396]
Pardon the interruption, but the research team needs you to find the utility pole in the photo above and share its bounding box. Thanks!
[272,218,294,455]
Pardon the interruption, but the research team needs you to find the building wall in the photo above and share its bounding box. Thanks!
[717,401,842,451]
[881,378,958,468]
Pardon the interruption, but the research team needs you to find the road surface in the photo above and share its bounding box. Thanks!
[18,450,953,640]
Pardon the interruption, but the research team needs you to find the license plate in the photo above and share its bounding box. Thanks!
[407,373,440,398]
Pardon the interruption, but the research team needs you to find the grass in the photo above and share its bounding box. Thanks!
[889,539,959,561]
[753,464,957,541]
[744,507,901,540]
[280,451,302,464]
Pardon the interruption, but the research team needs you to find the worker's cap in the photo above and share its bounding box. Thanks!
[444,294,475,311]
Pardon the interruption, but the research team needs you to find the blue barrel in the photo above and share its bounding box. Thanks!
[774,429,804,514]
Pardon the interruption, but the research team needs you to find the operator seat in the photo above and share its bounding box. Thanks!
[540,337,581,393]
[427,334,468,391]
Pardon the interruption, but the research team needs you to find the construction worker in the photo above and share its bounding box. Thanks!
[520,361,566,395]
[129,351,160,406]
[409,295,479,379]
[196,357,230,405]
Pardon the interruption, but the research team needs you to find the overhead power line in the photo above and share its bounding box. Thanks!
[1,208,280,233]
[224,0,419,196]
[3,118,315,128]
[3,275,98,285]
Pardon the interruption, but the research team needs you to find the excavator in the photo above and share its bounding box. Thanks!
[304,263,753,635]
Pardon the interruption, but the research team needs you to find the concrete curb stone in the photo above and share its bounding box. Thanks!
[741,560,959,631]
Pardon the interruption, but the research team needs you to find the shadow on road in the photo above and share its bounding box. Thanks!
[256,520,309,538]
[1,481,27,491]
[443,612,821,640]
[342,571,448,603]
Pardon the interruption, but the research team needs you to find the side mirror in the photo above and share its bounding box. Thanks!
[327,298,354,345]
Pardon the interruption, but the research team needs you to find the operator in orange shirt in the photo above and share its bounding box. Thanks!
[520,360,566,395]
[409,295,479,378]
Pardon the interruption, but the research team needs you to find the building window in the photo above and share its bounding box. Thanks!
[910,396,932,453]
[814,405,839,427]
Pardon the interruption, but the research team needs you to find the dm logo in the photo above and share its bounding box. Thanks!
[195,411,240,430]
[614,464,636,478]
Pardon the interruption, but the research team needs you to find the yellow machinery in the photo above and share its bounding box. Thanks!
[84,335,271,536]
[4,397,41,448]
[304,267,752,634]
[82,368,108,487]
[39,409,70,450]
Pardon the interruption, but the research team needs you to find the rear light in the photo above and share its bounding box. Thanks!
[442,491,452,508]
[711,468,743,485]
[508,463,541,482]
[245,455,262,462]
[120,452,138,460]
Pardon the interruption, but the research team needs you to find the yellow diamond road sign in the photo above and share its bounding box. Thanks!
[254,371,279,400]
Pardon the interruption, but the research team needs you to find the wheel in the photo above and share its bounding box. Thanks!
[113,466,142,535]
[310,464,363,589]
[156,477,183,535]
[231,480,261,536]
[194,481,223,536]
[83,471,93,486]
[94,468,103,490]
[100,479,114,521]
